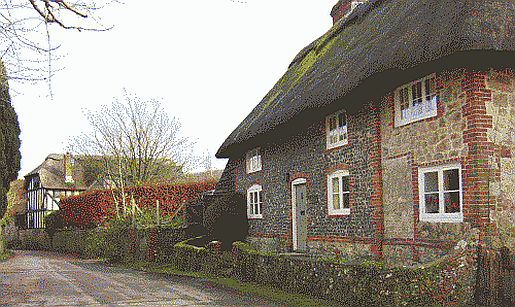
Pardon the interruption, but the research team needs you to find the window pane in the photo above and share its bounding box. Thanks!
[338,112,346,128]
[444,169,459,191]
[425,77,435,99]
[425,193,439,213]
[400,88,409,111]
[332,177,340,194]
[342,176,349,192]
[333,194,340,210]
[329,116,336,131]
[342,193,350,209]
[412,82,423,105]
[257,191,261,203]
[444,191,460,213]
[424,172,438,192]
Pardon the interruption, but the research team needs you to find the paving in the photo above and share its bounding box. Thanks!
[0,250,284,307]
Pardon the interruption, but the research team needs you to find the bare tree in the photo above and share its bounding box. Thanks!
[0,0,115,84]
[69,91,198,211]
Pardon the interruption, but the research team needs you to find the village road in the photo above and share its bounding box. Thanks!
[0,250,284,307]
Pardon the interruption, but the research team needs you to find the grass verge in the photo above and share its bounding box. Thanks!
[114,260,343,307]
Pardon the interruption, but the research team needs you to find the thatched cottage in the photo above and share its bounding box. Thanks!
[215,0,515,265]
[23,153,104,229]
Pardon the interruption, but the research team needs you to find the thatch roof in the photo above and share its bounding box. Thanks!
[216,0,515,158]
[24,154,91,191]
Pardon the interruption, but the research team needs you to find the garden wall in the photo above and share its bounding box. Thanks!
[172,238,477,306]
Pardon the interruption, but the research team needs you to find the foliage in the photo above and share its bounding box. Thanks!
[0,248,11,262]
[68,91,198,201]
[0,179,25,228]
[0,1,114,82]
[44,210,63,234]
[58,180,216,228]
[0,64,20,222]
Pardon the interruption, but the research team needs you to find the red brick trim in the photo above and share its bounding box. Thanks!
[461,70,494,229]
[248,232,290,239]
[308,235,373,245]
[369,103,384,260]
[412,156,465,241]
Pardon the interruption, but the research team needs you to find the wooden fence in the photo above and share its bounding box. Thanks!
[475,245,514,306]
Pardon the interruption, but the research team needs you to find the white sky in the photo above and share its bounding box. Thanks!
[10,0,337,179]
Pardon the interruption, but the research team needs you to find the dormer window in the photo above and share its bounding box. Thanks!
[395,74,438,127]
[326,110,348,150]
[246,147,262,174]
[348,0,366,15]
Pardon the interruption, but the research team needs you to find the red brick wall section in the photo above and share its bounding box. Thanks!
[369,103,384,259]
[461,70,495,236]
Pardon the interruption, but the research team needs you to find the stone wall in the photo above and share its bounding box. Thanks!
[380,69,472,265]
[485,69,515,250]
[231,103,379,258]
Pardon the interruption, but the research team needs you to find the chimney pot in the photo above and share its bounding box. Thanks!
[65,153,74,183]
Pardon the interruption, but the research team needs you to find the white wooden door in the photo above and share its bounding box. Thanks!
[292,179,308,252]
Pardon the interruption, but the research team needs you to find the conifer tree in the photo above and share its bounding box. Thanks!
[0,63,21,220]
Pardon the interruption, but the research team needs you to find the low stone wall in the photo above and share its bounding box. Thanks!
[231,241,477,306]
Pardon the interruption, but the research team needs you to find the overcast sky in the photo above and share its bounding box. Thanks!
[10,0,338,179]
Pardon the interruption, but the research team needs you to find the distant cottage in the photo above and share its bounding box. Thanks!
[215,0,515,265]
[23,153,104,229]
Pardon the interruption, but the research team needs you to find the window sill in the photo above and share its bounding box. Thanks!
[328,209,351,216]
[419,214,463,223]
[247,215,263,220]
[246,169,262,174]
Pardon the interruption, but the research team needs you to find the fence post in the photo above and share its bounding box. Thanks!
[500,246,513,306]
[475,245,485,306]
[156,199,160,226]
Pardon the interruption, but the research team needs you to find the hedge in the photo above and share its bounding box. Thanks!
[59,181,217,228]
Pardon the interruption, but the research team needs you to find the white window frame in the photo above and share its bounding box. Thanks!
[247,184,263,219]
[326,110,348,150]
[418,163,463,223]
[394,73,438,127]
[327,169,351,216]
[246,147,262,174]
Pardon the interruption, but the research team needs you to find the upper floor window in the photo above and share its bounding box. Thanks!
[418,164,463,223]
[395,74,437,127]
[349,0,366,14]
[327,169,350,216]
[246,147,262,174]
[326,110,348,150]
[247,184,263,219]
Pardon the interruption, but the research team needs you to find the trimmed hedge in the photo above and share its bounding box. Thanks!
[50,226,186,263]
[59,181,217,228]
[172,237,233,277]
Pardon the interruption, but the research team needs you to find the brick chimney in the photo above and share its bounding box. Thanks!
[331,0,367,25]
[64,153,74,183]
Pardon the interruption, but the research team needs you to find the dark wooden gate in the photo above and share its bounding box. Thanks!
[475,245,515,306]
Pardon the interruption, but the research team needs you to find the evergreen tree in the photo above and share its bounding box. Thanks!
[0,63,21,219]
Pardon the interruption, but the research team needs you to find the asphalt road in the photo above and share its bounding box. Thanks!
[0,250,284,307]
